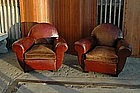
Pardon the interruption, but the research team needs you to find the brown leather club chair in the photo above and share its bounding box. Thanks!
[74,23,132,76]
[12,23,68,72]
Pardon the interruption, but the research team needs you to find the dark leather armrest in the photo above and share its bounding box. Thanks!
[74,36,98,66]
[116,39,132,57]
[74,36,97,54]
[54,37,68,69]
[54,37,68,52]
[12,37,35,60]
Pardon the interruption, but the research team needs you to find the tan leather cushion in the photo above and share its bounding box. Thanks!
[86,46,118,63]
[25,44,56,59]
[91,23,119,46]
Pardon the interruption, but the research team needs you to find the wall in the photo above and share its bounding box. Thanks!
[123,0,140,56]
[19,0,97,54]
[19,0,54,37]
[19,0,140,56]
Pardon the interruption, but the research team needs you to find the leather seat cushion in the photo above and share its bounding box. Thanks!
[86,46,118,63]
[25,44,56,59]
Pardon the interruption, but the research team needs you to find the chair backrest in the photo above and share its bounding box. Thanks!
[91,23,123,46]
[28,23,59,39]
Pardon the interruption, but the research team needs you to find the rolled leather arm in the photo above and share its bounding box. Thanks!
[74,36,98,66]
[74,36,97,54]
[12,37,35,60]
[116,39,132,57]
[54,37,68,69]
[54,37,68,52]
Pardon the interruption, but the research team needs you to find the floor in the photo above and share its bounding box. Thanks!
[0,51,140,93]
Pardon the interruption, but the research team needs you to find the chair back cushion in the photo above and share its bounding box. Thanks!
[28,23,59,39]
[91,23,122,46]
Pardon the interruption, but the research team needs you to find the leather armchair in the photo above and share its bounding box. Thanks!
[74,23,132,76]
[12,23,68,72]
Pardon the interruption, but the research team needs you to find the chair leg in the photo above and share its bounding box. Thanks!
[83,70,89,73]
[23,68,30,73]
[50,69,58,72]
[111,74,118,77]
[50,70,54,72]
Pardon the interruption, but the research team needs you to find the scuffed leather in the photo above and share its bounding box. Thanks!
[12,23,68,72]
[74,36,98,54]
[54,37,68,69]
[74,23,132,75]
[74,36,98,65]
[12,37,35,61]
[91,23,120,46]
[25,44,56,59]
[116,39,132,57]
[28,23,59,39]
[86,46,118,63]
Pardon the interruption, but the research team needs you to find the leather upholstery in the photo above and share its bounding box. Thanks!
[86,46,118,63]
[12,23,68,72]
[91,23,121,46]
[28,23,59,39]
[74,23,132,76]
[25,44,56,60]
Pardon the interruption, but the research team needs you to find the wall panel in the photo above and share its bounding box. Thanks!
[123,0,140,56]
[19,0,97,54]
[53,0,81,53]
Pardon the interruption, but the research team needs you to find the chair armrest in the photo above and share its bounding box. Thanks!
[74,36,98,66]
[54,37,68,52]
[74,36,97,54]
[12,37,35,60]
[54,37,68,69]
[116,39,132,57]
